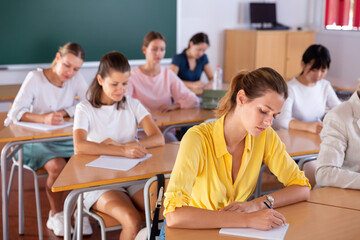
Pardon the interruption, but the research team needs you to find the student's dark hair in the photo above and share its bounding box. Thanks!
[87,51,130,110]
[51,42,85,67]
[143,31,166,47]
[188,32,210,48]
[216,67,288,118]
[301,44,331,75]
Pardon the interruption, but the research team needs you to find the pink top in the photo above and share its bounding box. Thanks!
[127,66,200,109]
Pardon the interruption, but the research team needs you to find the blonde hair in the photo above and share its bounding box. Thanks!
[215,67,288,118]
[51,42,85,67]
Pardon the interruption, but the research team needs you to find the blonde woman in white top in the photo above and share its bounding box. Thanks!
[4,42,89,236]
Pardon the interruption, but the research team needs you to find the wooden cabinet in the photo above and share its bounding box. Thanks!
[224,30,315,81]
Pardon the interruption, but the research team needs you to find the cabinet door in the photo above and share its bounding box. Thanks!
[255,31,287,77]
[285,31,315,80]
[224,30,256,82]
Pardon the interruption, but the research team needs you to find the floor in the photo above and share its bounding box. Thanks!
[0,154,122,240]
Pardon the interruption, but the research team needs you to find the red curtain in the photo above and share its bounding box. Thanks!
[325,0,351,26]
[354,0,360,27]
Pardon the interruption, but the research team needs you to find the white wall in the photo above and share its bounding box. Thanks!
[177,0,311,81]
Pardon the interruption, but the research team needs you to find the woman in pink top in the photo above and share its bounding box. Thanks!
[127,31,200,112]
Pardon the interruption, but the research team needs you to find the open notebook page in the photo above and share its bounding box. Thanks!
[219,223,289,240]
[86,154,152,171]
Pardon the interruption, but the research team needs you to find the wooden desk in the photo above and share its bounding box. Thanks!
[0,84,21,102]
[309,187,360,211]
[0,123,73,240]
[150,108,216,136]
[276,129,321,159]
[52,144,179,240]
[165,202,360,240]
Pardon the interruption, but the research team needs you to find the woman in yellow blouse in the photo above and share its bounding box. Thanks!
[161,67,310,236]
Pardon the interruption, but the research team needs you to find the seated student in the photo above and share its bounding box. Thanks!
[160,68,310,237]
[170,32,213,94]
[73,51,165,240]
[315,84,360,189]
[127,31,200,113]
[272,44,341,134]
[4,42,90,236]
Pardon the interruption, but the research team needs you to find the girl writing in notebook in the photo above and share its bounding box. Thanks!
[272,44,341,133]
[73,51,164,240]
[4,42,90,236]
[170,32,213,94]
[161,68,310,237]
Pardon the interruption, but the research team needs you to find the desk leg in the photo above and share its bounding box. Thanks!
[1,145,9,240]
[64,190,80,240]
[76,194,84,240]
[18,147,24,235]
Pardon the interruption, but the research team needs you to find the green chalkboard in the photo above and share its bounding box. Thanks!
[0,0,176,65]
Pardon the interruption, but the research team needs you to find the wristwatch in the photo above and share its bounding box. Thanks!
[265,195,274,208]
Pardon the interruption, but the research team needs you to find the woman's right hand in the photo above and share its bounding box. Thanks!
[43,112,64,125]
[245,209,286,230]
[122,145,148,159]
[310,122,323,134]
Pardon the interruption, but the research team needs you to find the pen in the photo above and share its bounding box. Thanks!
[134,136,142,147]
[264,201,272,209]
[316,116,322,123]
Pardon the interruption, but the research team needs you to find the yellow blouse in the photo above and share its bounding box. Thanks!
[163,115,310,216]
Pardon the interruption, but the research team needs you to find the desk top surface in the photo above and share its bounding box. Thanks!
[0,84,21,101]
[276,129,321,157]
[0,122,73,143]
[309,187,360,211]
[165,201,360,240]
[52,143,179,192]
[150,108,216,127]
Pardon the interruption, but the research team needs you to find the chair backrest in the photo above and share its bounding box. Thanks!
[144,174,171,239]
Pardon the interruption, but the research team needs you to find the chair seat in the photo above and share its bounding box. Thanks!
[91,209,121,228]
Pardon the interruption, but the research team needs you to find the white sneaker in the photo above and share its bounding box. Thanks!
[74,210,93,235]
[46,210,74,236]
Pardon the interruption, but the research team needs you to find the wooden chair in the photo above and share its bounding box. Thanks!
[83,208,122,240]
[143,174,171,240]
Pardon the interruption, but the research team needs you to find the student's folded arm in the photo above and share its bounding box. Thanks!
[263,128,311,205]
[273,95,294,130]
[203,63,213,81]
[138,115,165,147]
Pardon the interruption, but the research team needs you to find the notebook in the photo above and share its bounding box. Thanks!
[219,223,289,240]
[86,154,152,171]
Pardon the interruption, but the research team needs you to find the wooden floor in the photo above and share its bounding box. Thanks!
[0,159,122,240]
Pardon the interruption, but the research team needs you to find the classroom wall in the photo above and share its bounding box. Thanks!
[1,0,359,90]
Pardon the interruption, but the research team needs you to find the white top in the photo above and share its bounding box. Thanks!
[316,92,360,189]
[272,77,341,130]
[5,69,88,127]
[127,66,200,109]
[73,96,149,144]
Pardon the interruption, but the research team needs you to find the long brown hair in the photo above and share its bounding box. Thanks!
[143,31,166,47]
[51,42,85,67]
[215,67,288,118]
[87,51,130,110]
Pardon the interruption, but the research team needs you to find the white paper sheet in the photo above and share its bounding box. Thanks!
[219,223,289,240]
[86,154,152,171]
[14,121,73,131]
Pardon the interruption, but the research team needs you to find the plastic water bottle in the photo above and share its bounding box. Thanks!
[213,65,223,90]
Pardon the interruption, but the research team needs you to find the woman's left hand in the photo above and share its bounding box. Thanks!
[158,103,180,112]
[219,201,260,213]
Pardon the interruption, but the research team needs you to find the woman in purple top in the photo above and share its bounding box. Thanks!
[170,32,213,94]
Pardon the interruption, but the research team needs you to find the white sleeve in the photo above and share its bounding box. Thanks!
[64,73,89,117]
[128,97,150,124]
[73,102,90,132]
[325,81,341,109]
[316,113,360,189]
[4,71,37,126]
